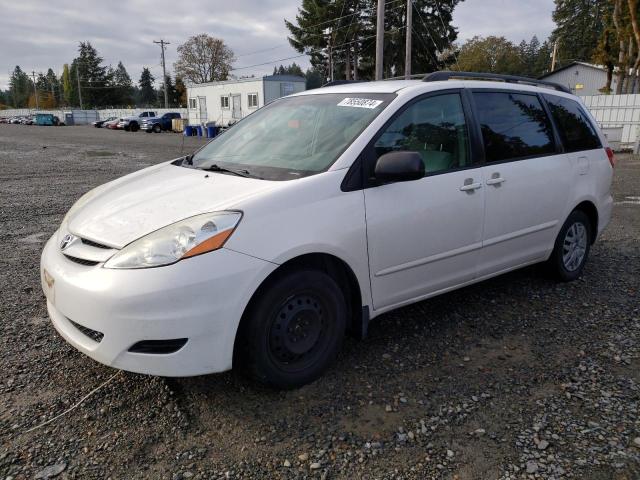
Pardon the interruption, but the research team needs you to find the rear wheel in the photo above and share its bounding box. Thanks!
[236,269,346,389]
[130,122,139,132]
[547,210,591,281]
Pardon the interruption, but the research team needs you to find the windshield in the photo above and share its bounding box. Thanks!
[190,92,395,180]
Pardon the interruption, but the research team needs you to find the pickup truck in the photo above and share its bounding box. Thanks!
[118,111,156,132]
[141,112,182,133]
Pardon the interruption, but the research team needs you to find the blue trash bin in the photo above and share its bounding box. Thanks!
[196,125,203,137]
[207,126,217,138]
[183,125,193,136]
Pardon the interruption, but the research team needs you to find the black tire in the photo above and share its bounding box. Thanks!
[547,210,592,282]
[124,125,130,132]
[129,122,139,132]
[236,269,347,389]
[153,124,161,133]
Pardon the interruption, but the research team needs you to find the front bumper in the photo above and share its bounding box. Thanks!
[40,234,276,376]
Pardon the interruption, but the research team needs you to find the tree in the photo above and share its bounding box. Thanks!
[551,0,609,67]
[273,63,305,76]
[454,36,524,75]
[9,66,31,108]
[305,66,325,89]
[175,76,187,106]
[112,61,134,106]
[286,0,462,81]
[70,42,110,107]
[138,67,156,106]
[157,75,179,107]
[61,64,72,106]
[174,34,235,83]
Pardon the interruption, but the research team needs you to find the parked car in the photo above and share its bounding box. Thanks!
[93,116,118,128]
[118,111,156,132]
[141,112,181,133]
[41,72,614,388]
[104,118,120,129]
[9,117,22,124]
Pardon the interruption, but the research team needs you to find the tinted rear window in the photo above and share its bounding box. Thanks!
[473,92,555,162]
[544,95,601,152]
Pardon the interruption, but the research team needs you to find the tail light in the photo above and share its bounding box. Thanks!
[605,147,615,168]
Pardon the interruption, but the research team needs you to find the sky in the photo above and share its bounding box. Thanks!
[0,0,557,90]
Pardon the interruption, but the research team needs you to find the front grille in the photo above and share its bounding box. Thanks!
[69,319,104,343]
[128,339,188,354]
[63,254,100,266]
[81,238,111,249]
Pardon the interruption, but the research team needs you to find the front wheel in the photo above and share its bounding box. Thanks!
[130,122,139,132]
[153,124,161,133]
[236,269,347,389]
[547,210,591,282]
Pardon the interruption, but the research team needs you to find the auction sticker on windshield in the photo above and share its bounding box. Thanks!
[337,98,384,109]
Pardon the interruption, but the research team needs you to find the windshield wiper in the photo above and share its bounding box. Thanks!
[199,164,253,178]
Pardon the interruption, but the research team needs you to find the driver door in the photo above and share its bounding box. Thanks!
[363,91,485,310]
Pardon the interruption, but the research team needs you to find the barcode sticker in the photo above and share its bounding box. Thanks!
[337,98,384,109]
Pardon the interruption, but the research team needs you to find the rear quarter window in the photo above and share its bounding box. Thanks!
[472,91,556,162]
[544,95,601,153]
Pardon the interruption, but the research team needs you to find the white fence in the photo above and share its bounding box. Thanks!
[1,108,188,123]
[582,94,640,148]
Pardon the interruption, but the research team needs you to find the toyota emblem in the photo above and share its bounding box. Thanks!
[60,233,76,250]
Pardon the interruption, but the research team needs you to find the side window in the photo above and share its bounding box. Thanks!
[544,95,601,152]
[373,93,470,174]
[473,92,555,162]
[221,96,230,109]
[188,98,197,109]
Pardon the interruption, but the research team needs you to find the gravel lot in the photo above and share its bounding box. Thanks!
[1,124,639,480]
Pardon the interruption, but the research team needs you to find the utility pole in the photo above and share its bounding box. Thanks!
[154,39,170,108]
[375,0,385,80]
[324,28,333,83]
[76,67,83,109]
[30,71,39,110]
[405,0,413,79]
[550,40,558,71]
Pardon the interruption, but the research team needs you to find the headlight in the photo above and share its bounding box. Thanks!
[103,211,242,269]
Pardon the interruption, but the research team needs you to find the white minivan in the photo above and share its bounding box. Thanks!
[41,72,614,388]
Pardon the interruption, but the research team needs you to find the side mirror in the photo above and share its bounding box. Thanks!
[374,151,425,182]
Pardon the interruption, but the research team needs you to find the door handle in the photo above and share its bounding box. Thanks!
[486,176,505,186]
[460,180,482,191]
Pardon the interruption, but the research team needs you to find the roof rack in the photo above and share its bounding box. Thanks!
[321,80,369,87]
[423,71,572,94]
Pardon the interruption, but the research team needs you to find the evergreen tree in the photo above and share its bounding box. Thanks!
[9,66,32,108]
[273,63,305,76]
[138,67,156,106]
[551,0,609,67]
[305,66,324,89]
[71,41,110,107]
[286,0,461,80]
[157,75,178,107]
[112,61,134,106]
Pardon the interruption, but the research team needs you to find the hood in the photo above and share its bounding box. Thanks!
[67,163,277,248]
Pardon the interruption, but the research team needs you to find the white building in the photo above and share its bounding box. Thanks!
[539,62,618,97]
[186,75,306,127]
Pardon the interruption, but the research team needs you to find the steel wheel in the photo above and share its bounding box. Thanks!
[268,293,328,371]
[236,269,347,388]
[562,222,588,272]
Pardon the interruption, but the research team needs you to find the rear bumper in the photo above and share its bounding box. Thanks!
[40,234,276,376]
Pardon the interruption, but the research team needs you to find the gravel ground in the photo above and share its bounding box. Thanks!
[0,124,638,480]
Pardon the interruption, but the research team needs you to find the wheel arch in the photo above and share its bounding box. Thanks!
[232,252,364,364]
[573,200,598,244]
